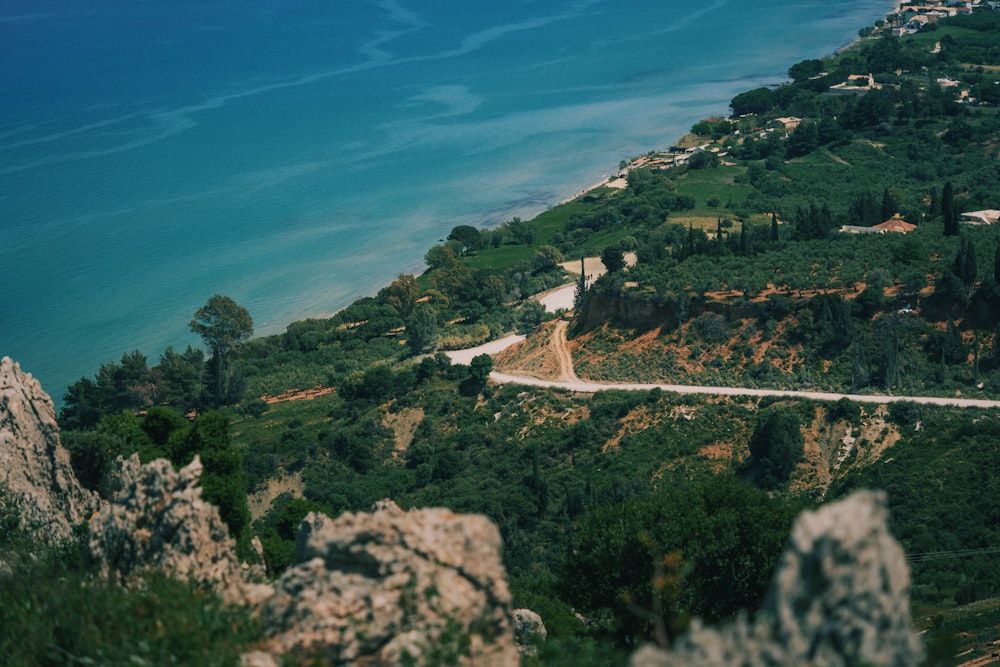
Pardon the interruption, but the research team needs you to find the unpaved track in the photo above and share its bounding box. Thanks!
[489,371,1000,408]
[490,325,1000,409]
[551,320,578,382]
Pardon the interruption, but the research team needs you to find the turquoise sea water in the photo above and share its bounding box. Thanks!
[1,0,895,403]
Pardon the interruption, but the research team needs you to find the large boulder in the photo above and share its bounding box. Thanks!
[631,490,923,667]
[0,356,98,545]
[84,453,269,604]
[257,499,518,667]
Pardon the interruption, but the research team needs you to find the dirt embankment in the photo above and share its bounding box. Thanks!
[493,320,564,380]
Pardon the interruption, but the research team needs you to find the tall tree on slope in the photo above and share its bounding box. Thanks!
[189,294,253,407]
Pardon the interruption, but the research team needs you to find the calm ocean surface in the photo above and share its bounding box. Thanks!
[1,0,895,403]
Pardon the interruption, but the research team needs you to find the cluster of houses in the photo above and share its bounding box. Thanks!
[619,2,997,182]
[892,1,976,36]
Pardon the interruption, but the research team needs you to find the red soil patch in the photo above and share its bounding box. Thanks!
[262,386,336,405]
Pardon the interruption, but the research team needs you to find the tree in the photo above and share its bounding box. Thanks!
[181,412,253,557]
[747,406,804,489]
[788,58,824,82]
[60,377,103,430]
[189,295,253,407]
[573,258,588,310]
[503,216,536,245]
[60,350,156,428]
[954,234,978,288]
[379,274,419,317]
[406,304,439,355]
[942,182,959,237]
[464,354,493,395]
[424,243,458,271]
[687,150,719,169]
[785,121,819,158]
[730,87,775,116]
[600,245,626,274]
[447,225,481,254]
[531,245,564,274]
[474,273,506,309]
[849,192,880,226]
[158,345,205,411]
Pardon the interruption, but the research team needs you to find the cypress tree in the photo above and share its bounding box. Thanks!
[942,182,959,236]
[770,212,779,243]
[954,234,977,288]
[573,258,587,310]
[881,188,895,220]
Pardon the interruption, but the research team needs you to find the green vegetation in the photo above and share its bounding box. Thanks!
[14,7,1000,664]
[0,498,258,667]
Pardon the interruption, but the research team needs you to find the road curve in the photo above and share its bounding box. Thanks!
[488,372,1000,409]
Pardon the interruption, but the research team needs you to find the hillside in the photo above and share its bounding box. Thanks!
[30,5,1000,664]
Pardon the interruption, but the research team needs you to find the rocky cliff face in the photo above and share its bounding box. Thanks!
[631,490,923,667]
[256,499,518,667]
[84,453,269,604]
[0,356,97,545]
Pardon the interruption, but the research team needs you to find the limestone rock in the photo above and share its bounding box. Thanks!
[84,453,267,603]
[258,500,517,667]
[512,608,547,656]
[631,490,923,667]
[0,356,98,544]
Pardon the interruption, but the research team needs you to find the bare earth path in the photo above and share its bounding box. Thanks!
[489,369,1000,408]
[488,322,1000,409]
[551,320,578,382]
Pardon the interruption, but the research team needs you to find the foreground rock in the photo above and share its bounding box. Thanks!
[257,500,517,667]
[631,490,923,667]
[0,356,98,545]
[85,453,269,604]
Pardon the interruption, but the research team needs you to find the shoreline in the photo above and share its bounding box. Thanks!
[293,4,904,331]
[42,1,903,409]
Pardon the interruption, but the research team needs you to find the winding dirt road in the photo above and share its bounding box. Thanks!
[551,320,578,382]
[490,322,1000,409]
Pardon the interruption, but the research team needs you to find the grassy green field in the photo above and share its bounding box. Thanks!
[460,197,630,270]
[674,165,752,208]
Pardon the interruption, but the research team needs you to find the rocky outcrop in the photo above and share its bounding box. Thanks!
[631,490,923,667]
[0,356,97,545]
[257,500,517,667]
[84,453,269,604]
[512,608,547,656]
